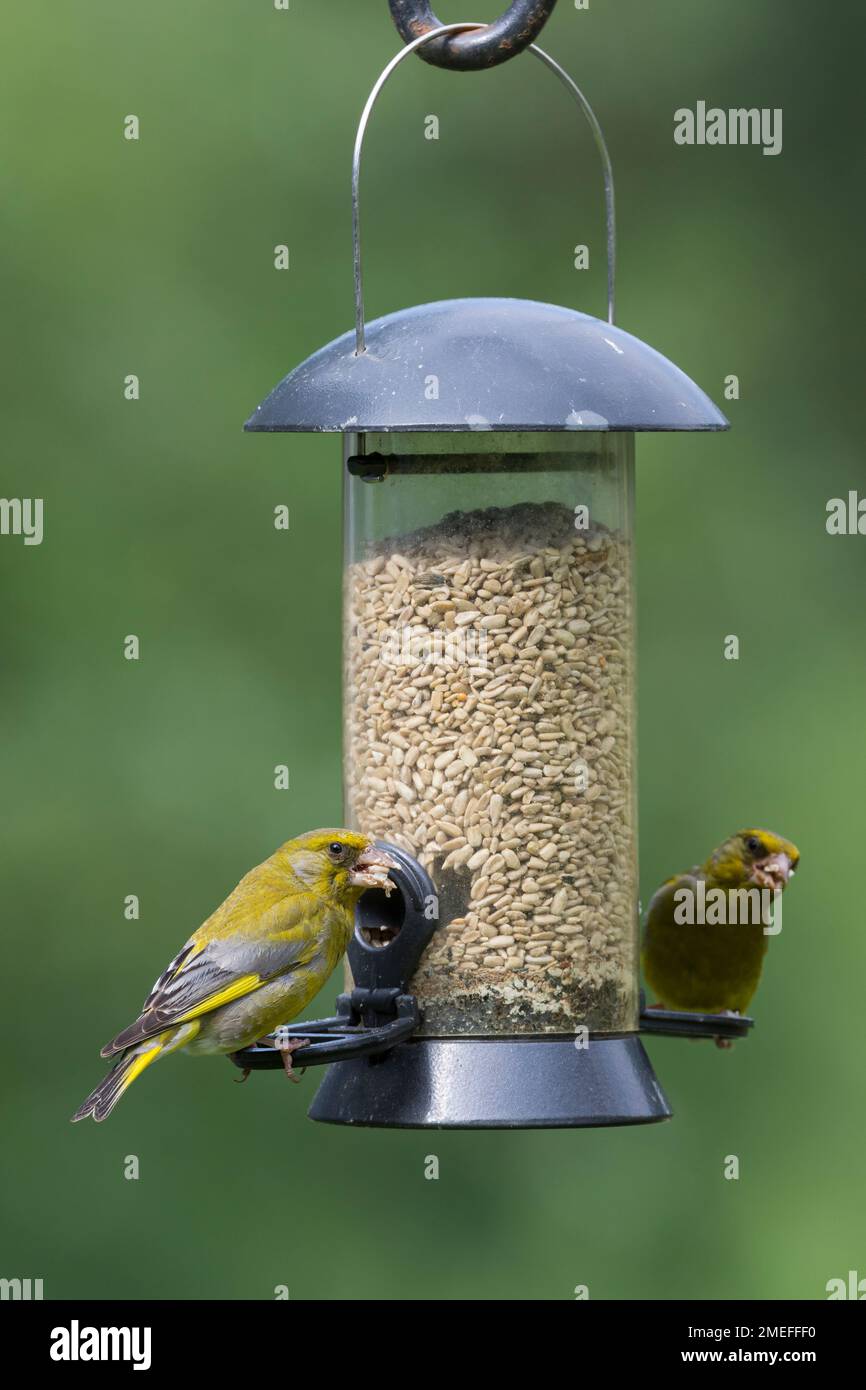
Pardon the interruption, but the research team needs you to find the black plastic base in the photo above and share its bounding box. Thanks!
[308,1035,672,1129]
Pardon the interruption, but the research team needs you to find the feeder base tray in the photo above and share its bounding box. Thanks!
[308,1034,671,1129]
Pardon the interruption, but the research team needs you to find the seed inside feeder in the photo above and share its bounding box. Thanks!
[344,436,638,1039]
[356,882,405,949]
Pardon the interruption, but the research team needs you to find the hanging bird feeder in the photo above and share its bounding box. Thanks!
[239,5,748,1127]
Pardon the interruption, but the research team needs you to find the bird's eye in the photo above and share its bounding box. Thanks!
[327,841,346,862]
[746,836,762,855]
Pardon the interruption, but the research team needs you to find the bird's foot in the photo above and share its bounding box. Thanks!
[714,1009,740,1050]
[275,1035,310,1084]
[228,1050,252,1082]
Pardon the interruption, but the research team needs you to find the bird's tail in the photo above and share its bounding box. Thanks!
[71,1041,163,1123]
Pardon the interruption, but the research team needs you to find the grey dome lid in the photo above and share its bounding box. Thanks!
[244,297,728,434]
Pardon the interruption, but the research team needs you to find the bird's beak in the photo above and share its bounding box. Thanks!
[349,843,399,895]
[753,852,793,892]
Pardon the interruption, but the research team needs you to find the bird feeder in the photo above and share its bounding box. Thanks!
[241,12,736,1127]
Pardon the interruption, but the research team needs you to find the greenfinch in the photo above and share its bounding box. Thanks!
[72,829,397,1122]
[642,828,800,1025]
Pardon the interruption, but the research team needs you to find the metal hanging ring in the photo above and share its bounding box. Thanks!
[353,24,616,352]
[389,0,559,71]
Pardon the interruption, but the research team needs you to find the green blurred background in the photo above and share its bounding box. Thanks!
[1,0,863,1300]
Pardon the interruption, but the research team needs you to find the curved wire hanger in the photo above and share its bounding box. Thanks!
[352,21,616,353]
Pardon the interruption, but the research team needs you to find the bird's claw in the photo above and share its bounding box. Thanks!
[276,1035,310,1083]
[714,1010,739,1049]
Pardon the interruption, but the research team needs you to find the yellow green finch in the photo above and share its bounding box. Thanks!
[72,829,396,1122]
[642,828,800,1032]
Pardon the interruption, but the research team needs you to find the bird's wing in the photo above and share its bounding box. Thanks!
[100,898,318,1058]
[643,871,700,937]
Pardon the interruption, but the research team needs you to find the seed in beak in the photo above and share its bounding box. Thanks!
[755,852,792,890]
[349,844,400,894]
